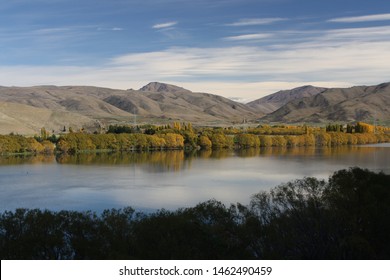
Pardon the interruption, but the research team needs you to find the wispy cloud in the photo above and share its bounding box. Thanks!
[2,25,390,99]
[2,25,98,40]
[227,18,285,26]
[33,27,72,34]
[224,33,272,41]
[328,13,390,23]
[307,26,390,46]
[152,21,178,29]
[97,27,124,31]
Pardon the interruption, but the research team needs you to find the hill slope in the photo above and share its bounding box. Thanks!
[0,101,93,135]
[247,85,327,114]
[260,83,390,123]
[0,83,259,134]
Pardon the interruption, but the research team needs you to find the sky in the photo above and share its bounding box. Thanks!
[1,0,390,101]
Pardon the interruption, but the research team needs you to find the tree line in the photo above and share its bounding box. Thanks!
[326,122,390,134]
[0,122,389,155]
[1,167,389,259]
[0,135,54,155]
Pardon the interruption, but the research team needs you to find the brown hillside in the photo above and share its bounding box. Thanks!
[247,85,327,114]
[0,83,259,134]
[260,83,390,123]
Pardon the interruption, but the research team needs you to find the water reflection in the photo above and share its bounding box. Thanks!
[0,155,56,165]
[0,145,388,213]
[56,151,188,173]
[0,145,389,175]
[48,146,390,173]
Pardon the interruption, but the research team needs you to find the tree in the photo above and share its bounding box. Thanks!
[161,133,184,149]
[56,138,71,154]
[259,135,272,147]
[40,127,48,141]
[173,122,181,131]
[324,168,390,259]
[284,135,298,147]
[182,130,197,149]
[149,135,166,150]
[235,134,260,148]
[198,135,212,150]
[41,140,55,154]
[355,122,374,133]
[315,132,331,146]
[26,138,44,153]
[271,136,287,147]
[210,133,233,149]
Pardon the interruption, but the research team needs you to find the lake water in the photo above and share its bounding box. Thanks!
[0,144,389,213]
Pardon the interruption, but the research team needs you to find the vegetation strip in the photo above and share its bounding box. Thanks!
[0,122,389,155]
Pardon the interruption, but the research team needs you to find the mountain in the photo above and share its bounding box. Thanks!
[0,81,389,135]
[247,85,327,114]
[103,82,259,123]
[260,83,390,123]
[139,82,191,93]
[0,83,259,135]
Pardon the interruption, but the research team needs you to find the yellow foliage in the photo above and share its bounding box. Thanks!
[199,135,212,149]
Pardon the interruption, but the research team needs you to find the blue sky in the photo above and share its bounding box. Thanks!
[1,0,390,100]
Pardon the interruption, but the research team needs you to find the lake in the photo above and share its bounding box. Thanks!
[0,144,389,213]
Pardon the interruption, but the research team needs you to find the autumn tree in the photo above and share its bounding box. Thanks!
[210,133,233,149]
[355,122,374,133]
[259,135,272,147]
[235,134,260,148]
[198,135,212,150]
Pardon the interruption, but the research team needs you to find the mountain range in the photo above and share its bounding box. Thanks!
[0,82,389,134]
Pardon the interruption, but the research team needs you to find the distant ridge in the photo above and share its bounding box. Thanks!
[259,83,390,123]
[247,85,327,114]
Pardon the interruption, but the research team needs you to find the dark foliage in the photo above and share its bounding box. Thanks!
[0,167,389,259]
[107,125,136,134]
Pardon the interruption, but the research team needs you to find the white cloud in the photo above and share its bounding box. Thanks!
[328,13,390,23]
[227,18,285,26]
[152,21,178,29]
[325,26,390,40]
[97,27,124,31]
[1,26,390,100]
[224,33,272,41]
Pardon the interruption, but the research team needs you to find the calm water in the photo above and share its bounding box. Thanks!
[0,144,389,212]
